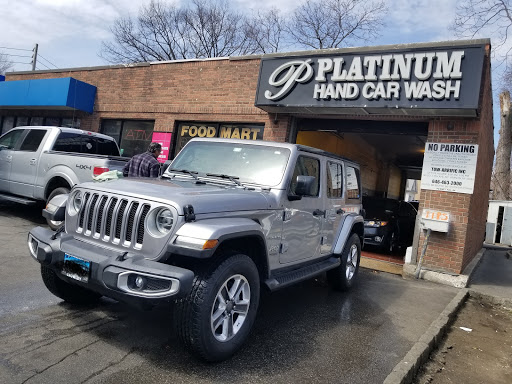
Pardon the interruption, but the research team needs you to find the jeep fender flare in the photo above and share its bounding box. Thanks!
[332,214,364,255]
[169,218,269,274]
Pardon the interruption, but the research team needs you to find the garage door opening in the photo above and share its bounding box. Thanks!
[295,118,428,273]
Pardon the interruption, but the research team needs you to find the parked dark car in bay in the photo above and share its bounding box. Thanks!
[362,197,418,253]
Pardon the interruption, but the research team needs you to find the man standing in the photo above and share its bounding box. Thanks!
[123,142,162,177]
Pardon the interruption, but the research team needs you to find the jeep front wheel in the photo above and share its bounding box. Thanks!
[41,265,101,305]
[174,254,260,362]
[327,233,361,291]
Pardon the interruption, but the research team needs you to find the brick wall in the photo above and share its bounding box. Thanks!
[6,58,279,141]
[417,50,494,274]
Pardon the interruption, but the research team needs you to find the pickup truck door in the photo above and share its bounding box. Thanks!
[0,129,26,193]
[280,155,323,264]
[10,129,49,198]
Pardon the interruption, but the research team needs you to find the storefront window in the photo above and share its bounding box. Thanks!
[174,122,265,156]
[1,116,15,135]
[101,119,155,158]
[15,117,29,127]
[30,117,44,126]
[61,118,80,128]
[45,117,60,126]
[101,120,122,145]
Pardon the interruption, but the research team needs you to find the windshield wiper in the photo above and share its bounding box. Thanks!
[168,169,203,182]
[206,173,242,186]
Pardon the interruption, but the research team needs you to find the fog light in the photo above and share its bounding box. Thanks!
[375,236,382,242]
[135,276,146,289]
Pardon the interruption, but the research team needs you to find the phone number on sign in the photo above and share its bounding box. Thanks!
[431,180,462,186]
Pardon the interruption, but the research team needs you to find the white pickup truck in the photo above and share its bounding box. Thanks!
[0,126,129,228]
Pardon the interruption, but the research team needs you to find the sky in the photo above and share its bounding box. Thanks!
[0,0,503,146]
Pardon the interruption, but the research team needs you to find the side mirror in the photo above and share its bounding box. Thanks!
[295,175,316,195]
[42,194,68,222]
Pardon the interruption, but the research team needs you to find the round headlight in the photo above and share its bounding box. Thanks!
[72,192,82,213]
[156,209,173,233]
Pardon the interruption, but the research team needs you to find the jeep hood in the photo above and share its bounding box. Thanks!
[78,178,277,214]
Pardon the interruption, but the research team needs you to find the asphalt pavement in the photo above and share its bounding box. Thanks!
[0,200,459,384]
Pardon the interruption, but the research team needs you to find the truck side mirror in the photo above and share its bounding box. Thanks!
[288,175,317,201]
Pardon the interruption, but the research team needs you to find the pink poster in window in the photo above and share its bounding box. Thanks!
[151,132,173,163]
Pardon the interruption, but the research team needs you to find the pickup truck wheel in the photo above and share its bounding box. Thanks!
[174,254,260,362]
[41,265,101,305]
[46,187,70,230]
[327,233,361,291]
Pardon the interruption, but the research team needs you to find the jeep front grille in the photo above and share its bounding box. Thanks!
[76,192,150,250]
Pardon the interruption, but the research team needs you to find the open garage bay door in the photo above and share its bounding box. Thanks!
[295,118,429,273]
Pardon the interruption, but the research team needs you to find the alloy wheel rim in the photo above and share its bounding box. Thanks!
[210,274,251,342]
[346,244,359,280]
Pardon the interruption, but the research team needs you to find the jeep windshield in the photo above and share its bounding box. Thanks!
[164,141,291,187]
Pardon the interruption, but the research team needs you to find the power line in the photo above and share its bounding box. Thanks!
[38,54,58,68]
[0,46,32,52]
[37,61,51,70]
[10,61,32,65]
[2,53,31,58]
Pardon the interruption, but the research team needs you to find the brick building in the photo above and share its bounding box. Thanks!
[0,39,494,278]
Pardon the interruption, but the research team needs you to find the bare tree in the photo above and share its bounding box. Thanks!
[101,0,258,63]
[245,8,288,54]
[0,52,13,74]
[453,0,512,84]
[100,0,190,63]
[184,0,253,58]
[286,0,387,50]
[493,91,512,200]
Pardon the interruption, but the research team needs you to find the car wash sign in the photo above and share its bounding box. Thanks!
[255,43,486,115]
[421,142,478,194]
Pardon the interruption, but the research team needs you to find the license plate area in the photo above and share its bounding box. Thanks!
[62,254,91,283]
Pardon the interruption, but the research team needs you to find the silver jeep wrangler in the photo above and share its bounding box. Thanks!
[28,138,364,362]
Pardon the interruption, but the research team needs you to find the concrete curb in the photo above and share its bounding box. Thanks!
[402,248,486,288]
[383,289,469,384]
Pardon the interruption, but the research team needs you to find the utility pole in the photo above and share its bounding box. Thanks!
[31,43,38,71]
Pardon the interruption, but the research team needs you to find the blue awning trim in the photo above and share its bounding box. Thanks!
[0,77,96,114]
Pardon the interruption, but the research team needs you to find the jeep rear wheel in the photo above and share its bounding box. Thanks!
[174,254,260,362]
[327,233,361,291]
[41,265,101,305]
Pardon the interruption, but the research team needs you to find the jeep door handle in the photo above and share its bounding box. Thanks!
[336,209,345,215]
[30,158,37,166]
[313,209,325,217]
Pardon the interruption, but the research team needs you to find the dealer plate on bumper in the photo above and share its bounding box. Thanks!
[62,254,91,283]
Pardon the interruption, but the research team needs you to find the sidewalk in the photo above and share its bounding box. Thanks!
[469,248,512,304]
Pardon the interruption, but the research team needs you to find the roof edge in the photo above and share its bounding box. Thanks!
[7,38,491,75]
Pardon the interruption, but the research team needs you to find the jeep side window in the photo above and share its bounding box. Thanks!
[0,129,25,149]
[346,166,361,200]
[327,161,343,198]
[289,155,320,196]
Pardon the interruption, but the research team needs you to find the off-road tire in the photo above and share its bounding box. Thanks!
[174,253,260,362]
[46,187,70,230]
[327,233,361,291]
[41,265,101,305]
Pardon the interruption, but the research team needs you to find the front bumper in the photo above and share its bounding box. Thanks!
[28,226,195,304]
[363,226,390,247]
